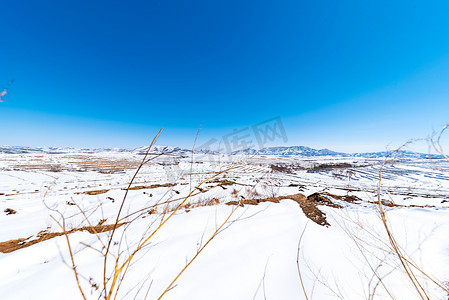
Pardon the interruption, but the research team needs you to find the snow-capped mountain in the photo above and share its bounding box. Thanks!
[133,145,185,154]
[0,146,132,154]
[350,151,443,159]
[231,146,345,156]
[0,145,443,159]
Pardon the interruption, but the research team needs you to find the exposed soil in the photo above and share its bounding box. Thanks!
[225,190,436,227]
[127,183,178,190]
[76,183,182,194]
[0,222,125,254]
[216,179,237,186]
[367,199,436,209]
[308,192,361,205]
[209,178,250,188]
[270,164,294,174]
[226,192,360,227]
[307,163,355,173]
[79,189,110,195]
[4,208,17,215]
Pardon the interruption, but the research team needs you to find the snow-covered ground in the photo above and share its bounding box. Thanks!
[1,151,449,299]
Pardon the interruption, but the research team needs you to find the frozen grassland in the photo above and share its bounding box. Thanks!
[0,151,449,300]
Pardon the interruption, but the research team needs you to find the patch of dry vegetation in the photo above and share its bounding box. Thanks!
[0,222,126,254]
[226,192,359,226]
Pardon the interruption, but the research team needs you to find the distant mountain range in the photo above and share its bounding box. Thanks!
[0,145,443,159]
[231,146,343,156]
[230,147,443,159]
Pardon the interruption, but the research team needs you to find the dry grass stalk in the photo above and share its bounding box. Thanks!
[157,172,267,299]
[50,129,261,300]
[375,139,449,299]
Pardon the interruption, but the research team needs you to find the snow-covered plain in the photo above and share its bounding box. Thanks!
[1,150,449,300]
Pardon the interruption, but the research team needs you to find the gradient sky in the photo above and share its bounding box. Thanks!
[2,0,449,152]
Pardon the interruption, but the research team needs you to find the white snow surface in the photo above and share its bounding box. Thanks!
[0,151,449,299]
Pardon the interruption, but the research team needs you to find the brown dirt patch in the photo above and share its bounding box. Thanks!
[4,208,17,215]
[209,178,250,187]
[0,223,125,254]
[215,179,237,187]
[78,183,183,195]
[366,199,436,209]
[270,164,294,174]
[79,189,110,195]
[307,192,360,207]
[226,192,357,226]
[307,163,355,173]
[127,183,177,190]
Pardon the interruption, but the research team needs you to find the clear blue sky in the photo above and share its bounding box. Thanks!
[2,0,449,152]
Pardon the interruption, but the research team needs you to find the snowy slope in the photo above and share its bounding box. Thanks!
[0,151,449,299]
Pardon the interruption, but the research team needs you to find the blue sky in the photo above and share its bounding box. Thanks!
[1,0,449,152]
